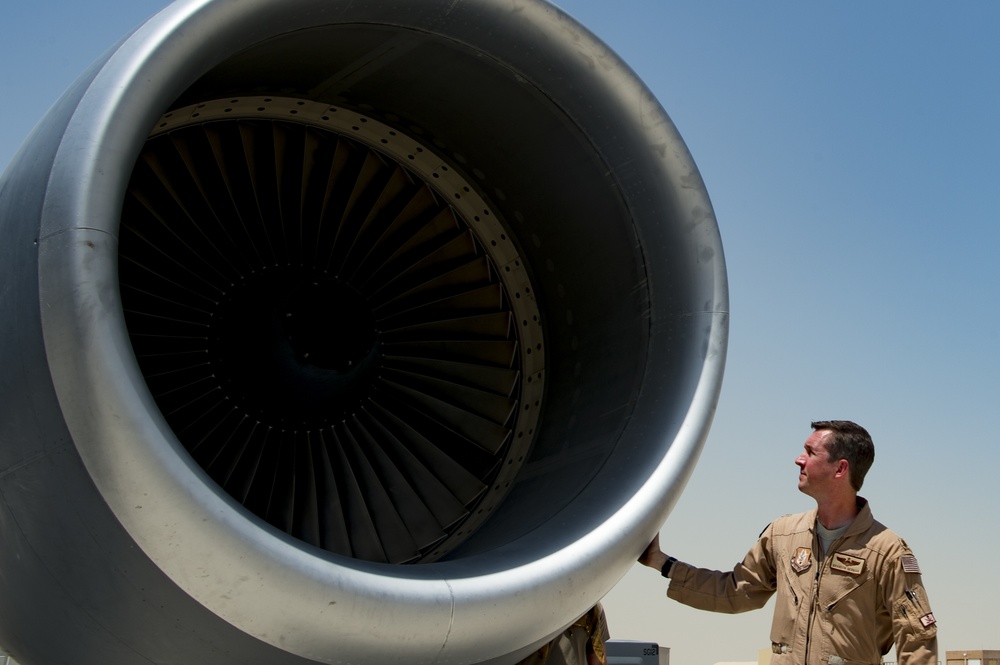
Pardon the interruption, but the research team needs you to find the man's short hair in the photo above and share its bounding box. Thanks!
[811,420,875,491]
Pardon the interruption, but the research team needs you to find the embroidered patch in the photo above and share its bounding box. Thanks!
[790,547,813,573]
[830,552,865,575]
[920,613,936,628]
[902,554,921,574]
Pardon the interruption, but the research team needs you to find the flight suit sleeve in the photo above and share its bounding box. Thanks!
[882,542,937,665]
[666,526,778,613]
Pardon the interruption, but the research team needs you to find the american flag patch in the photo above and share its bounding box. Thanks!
[901,554,921,574]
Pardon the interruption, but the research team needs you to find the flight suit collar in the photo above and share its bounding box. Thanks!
[807,496,873,540]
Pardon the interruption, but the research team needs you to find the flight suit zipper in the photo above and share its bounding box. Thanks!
[804,564,823,664]
[805,529,849,665]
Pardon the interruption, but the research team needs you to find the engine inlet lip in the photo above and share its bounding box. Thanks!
[33,0,728,663]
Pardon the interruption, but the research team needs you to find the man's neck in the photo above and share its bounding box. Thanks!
[815,493,860,530]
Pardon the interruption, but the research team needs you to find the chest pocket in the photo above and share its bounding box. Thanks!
[775,548,813,628]
[780,546,815,604]
[820,564,871,610]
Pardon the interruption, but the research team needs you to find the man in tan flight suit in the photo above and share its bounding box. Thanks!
[639,420,937,665]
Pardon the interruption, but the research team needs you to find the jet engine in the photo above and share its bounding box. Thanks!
[0,0,728,663]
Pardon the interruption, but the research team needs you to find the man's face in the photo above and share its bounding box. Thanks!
[795,429,841,498]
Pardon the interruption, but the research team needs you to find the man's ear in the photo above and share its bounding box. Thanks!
[835,459,850,479]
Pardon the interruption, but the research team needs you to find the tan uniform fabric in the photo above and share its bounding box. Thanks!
[666,499,936,665]
[515,603,609,665]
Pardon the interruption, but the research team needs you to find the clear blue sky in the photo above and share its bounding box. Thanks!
[3,2,998,664]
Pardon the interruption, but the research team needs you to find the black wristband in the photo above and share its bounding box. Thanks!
[660,556,677,578]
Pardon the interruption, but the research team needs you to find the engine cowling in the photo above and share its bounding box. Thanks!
[0,1,728,663]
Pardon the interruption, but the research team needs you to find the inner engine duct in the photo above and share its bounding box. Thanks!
[0,1,729,664]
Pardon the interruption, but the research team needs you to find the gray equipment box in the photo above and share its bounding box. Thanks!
[606,640,668,665]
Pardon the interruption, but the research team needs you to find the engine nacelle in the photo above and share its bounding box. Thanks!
[0,1,728,663]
